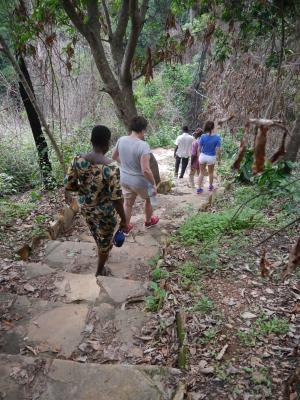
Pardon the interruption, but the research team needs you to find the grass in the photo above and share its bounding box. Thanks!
[191,295,215,313]
[178,207,264,246]
[152,267,170,281]
[145,282,167,312]
[148,254,160,269]
[177,261,202,285]
[237,315,289,347]
[0,199,35,226]
[200,327,218,343]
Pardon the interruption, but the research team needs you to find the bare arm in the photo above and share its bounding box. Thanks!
[112,199,127,230]
[174,145,178,158]
[141,154,156,190]
[112,147,120,163]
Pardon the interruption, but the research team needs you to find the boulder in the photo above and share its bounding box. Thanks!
[150,153,160,185]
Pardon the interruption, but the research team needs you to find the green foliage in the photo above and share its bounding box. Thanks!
[0,199,35,226]
[0,136,41,193]
[213,27,231,63]
[148,254,160,269]
[237,315,289,347]
[178,207,264,245]
[0,173,17,196]
[253,161,291,189]
[135,63,194,148]
[200,327,218,343]
[146,125,178,148]
[145,282,167,312]
[177,261,201,285]
[152,267,170,282]
[191,295,214,313]
[236,149,254,183]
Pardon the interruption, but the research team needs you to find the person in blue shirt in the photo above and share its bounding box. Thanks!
[196,120,221,194]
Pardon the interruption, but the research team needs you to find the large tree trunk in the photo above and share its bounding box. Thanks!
[285,113,300,162]
[61,0,148,131]
[18,54,54,187]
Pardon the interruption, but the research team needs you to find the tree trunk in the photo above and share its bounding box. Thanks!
[285,113,300,162]
[110,82,138,130]
[0,34,65,171]
[18,54,54,187]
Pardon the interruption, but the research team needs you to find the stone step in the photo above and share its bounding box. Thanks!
[54,272,100,303]
[44,237,159,279]
[73,303,148,363]
[97,275,149,304]
[0,354,181,400]
[0,293,89,358]
[45,240,97,274]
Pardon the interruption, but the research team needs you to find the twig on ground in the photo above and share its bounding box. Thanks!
[255,217,300,248]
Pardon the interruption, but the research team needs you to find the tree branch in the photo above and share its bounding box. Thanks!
[61,0,88,37]
[113,0,130,44]
[120,0,149,84]
[62,0,120,93]
[101,0,113,39]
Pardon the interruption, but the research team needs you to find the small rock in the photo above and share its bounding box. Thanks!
[83,323,94,334]
[241,312,257,319]
[24,283,36,292]
[266,288,274,294]
[78,343,87,352]
[199,366,214,375]
[226,366,239,375]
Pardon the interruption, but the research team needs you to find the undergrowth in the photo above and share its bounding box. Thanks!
[178,207,264,245]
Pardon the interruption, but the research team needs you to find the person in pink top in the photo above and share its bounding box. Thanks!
[189,128,203,188]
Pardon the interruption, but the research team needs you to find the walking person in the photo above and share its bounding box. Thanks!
[196,121,221,194]
[174,126,194,179]
[64,125,127,276]
[112,116,159,233]
[189,127,203,188]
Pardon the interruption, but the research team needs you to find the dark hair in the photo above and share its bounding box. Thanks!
[194,127,203,138]
[182,126,189,132]
[130,116,148,133]
[204,120,214,134]
[91,125,111,148]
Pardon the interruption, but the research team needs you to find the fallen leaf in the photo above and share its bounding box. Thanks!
[282,238,300,280]
[216,343,228,361]
[17,245,31,261]
[260,249,272,279]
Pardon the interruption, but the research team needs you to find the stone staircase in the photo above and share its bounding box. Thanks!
[0,178,212,399]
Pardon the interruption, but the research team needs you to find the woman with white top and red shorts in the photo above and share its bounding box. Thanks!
[196,120,221,194]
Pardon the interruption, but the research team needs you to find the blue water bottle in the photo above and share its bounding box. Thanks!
[113,229,125,247]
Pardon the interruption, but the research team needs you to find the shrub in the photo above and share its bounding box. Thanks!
[178,207,264,245]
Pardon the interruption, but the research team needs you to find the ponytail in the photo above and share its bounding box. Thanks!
[204,120,214,135]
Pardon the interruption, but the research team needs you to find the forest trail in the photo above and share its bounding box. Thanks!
[0,149,219,399]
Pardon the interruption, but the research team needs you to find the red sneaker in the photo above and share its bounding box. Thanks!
[145,216,159,228]
[122,223,133,236]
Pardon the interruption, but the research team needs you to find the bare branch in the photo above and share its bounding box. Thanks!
[113,0,130,44]
[101,0,113,39]
[86,0,101,29]
[120,0,149,83]
[62,0,88,37]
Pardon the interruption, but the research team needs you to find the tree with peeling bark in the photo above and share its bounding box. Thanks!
[60,0,150,130]
[17,0,192,131]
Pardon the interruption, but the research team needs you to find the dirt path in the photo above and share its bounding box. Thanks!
[0,149,215,399]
